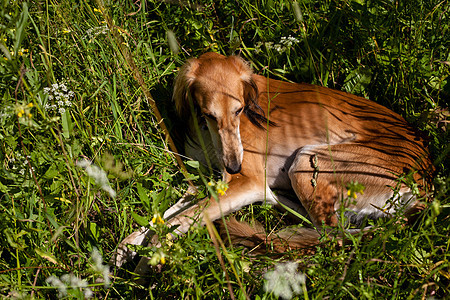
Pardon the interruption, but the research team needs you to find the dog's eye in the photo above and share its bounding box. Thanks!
[204,113,216,121]
[235,107,244,116]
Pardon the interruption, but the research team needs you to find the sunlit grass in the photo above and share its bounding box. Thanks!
[0,0,448,298]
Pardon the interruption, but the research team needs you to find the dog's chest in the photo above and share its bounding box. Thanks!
[264,150,296,190]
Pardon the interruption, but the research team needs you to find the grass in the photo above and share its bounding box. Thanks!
[1,0,449,298]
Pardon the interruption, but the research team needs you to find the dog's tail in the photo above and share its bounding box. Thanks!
[219,218,326,254]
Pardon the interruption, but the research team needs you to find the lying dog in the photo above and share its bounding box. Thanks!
[113,52,433,276]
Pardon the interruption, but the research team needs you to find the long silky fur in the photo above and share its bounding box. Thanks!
[219,218,322,255]
[173,57,199,123]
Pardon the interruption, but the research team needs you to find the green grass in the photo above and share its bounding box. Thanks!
[1,0,449,299]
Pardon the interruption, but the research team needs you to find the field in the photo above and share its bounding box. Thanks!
[1,0,449,299]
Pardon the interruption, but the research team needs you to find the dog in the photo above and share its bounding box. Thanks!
[112,52,433,276]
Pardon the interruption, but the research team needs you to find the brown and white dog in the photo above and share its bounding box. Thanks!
[113,52,433,275]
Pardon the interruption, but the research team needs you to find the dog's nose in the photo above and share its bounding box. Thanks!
[225,164,241,174]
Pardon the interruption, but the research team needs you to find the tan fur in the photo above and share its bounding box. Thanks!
[219,218,321,255]
[114,53,433,278]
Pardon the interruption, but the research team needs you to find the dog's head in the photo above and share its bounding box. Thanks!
[173,52,263,174]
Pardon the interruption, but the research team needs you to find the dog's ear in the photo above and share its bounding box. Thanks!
[229,55,275,128]
[228,56,259,108]
[173,58,200,121]
[243,77,259,109]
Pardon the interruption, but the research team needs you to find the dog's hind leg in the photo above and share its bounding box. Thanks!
[220,143,425,254]
[288,143,420,227]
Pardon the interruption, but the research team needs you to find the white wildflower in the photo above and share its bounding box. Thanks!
[9,153,34,177]
[264,261,306,300]
[281,35,300,47]
[85,25,109,41]
[46,273,93,299]
[254,35,300,54]
[43,81,75,115]
[274,43,285,53]
[46,276,68,298]
[76,159,116,198]
[90,248,111,287]
[0,109,9,121]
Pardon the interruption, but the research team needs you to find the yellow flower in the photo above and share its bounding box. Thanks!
[347,190,357,199]
[27,103,33,108]
[160,256,166,264]
[18,49,28,56]
[27,113,32,119]
[152,213,164,224]
[17,112,23,118]
[157,215,164,224]
[93,8,102,13]
[208,180,228,196]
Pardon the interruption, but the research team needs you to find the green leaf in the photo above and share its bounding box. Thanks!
[89,222,100,241]
[186,160,200,169]
[35,248,58,264]
[43,166,59,179]
[131,211,149,227]
[136,182,150,210]
[61,109,72,139]
[14,3,29,55]
[45,212,59,229]
[0,181,9,193]
[150,189,166,208]
[343,67,372,95]
[4,228,27,250]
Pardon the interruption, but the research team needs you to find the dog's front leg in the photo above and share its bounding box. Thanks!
[170,174,275,234]
[134,174,274,282]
